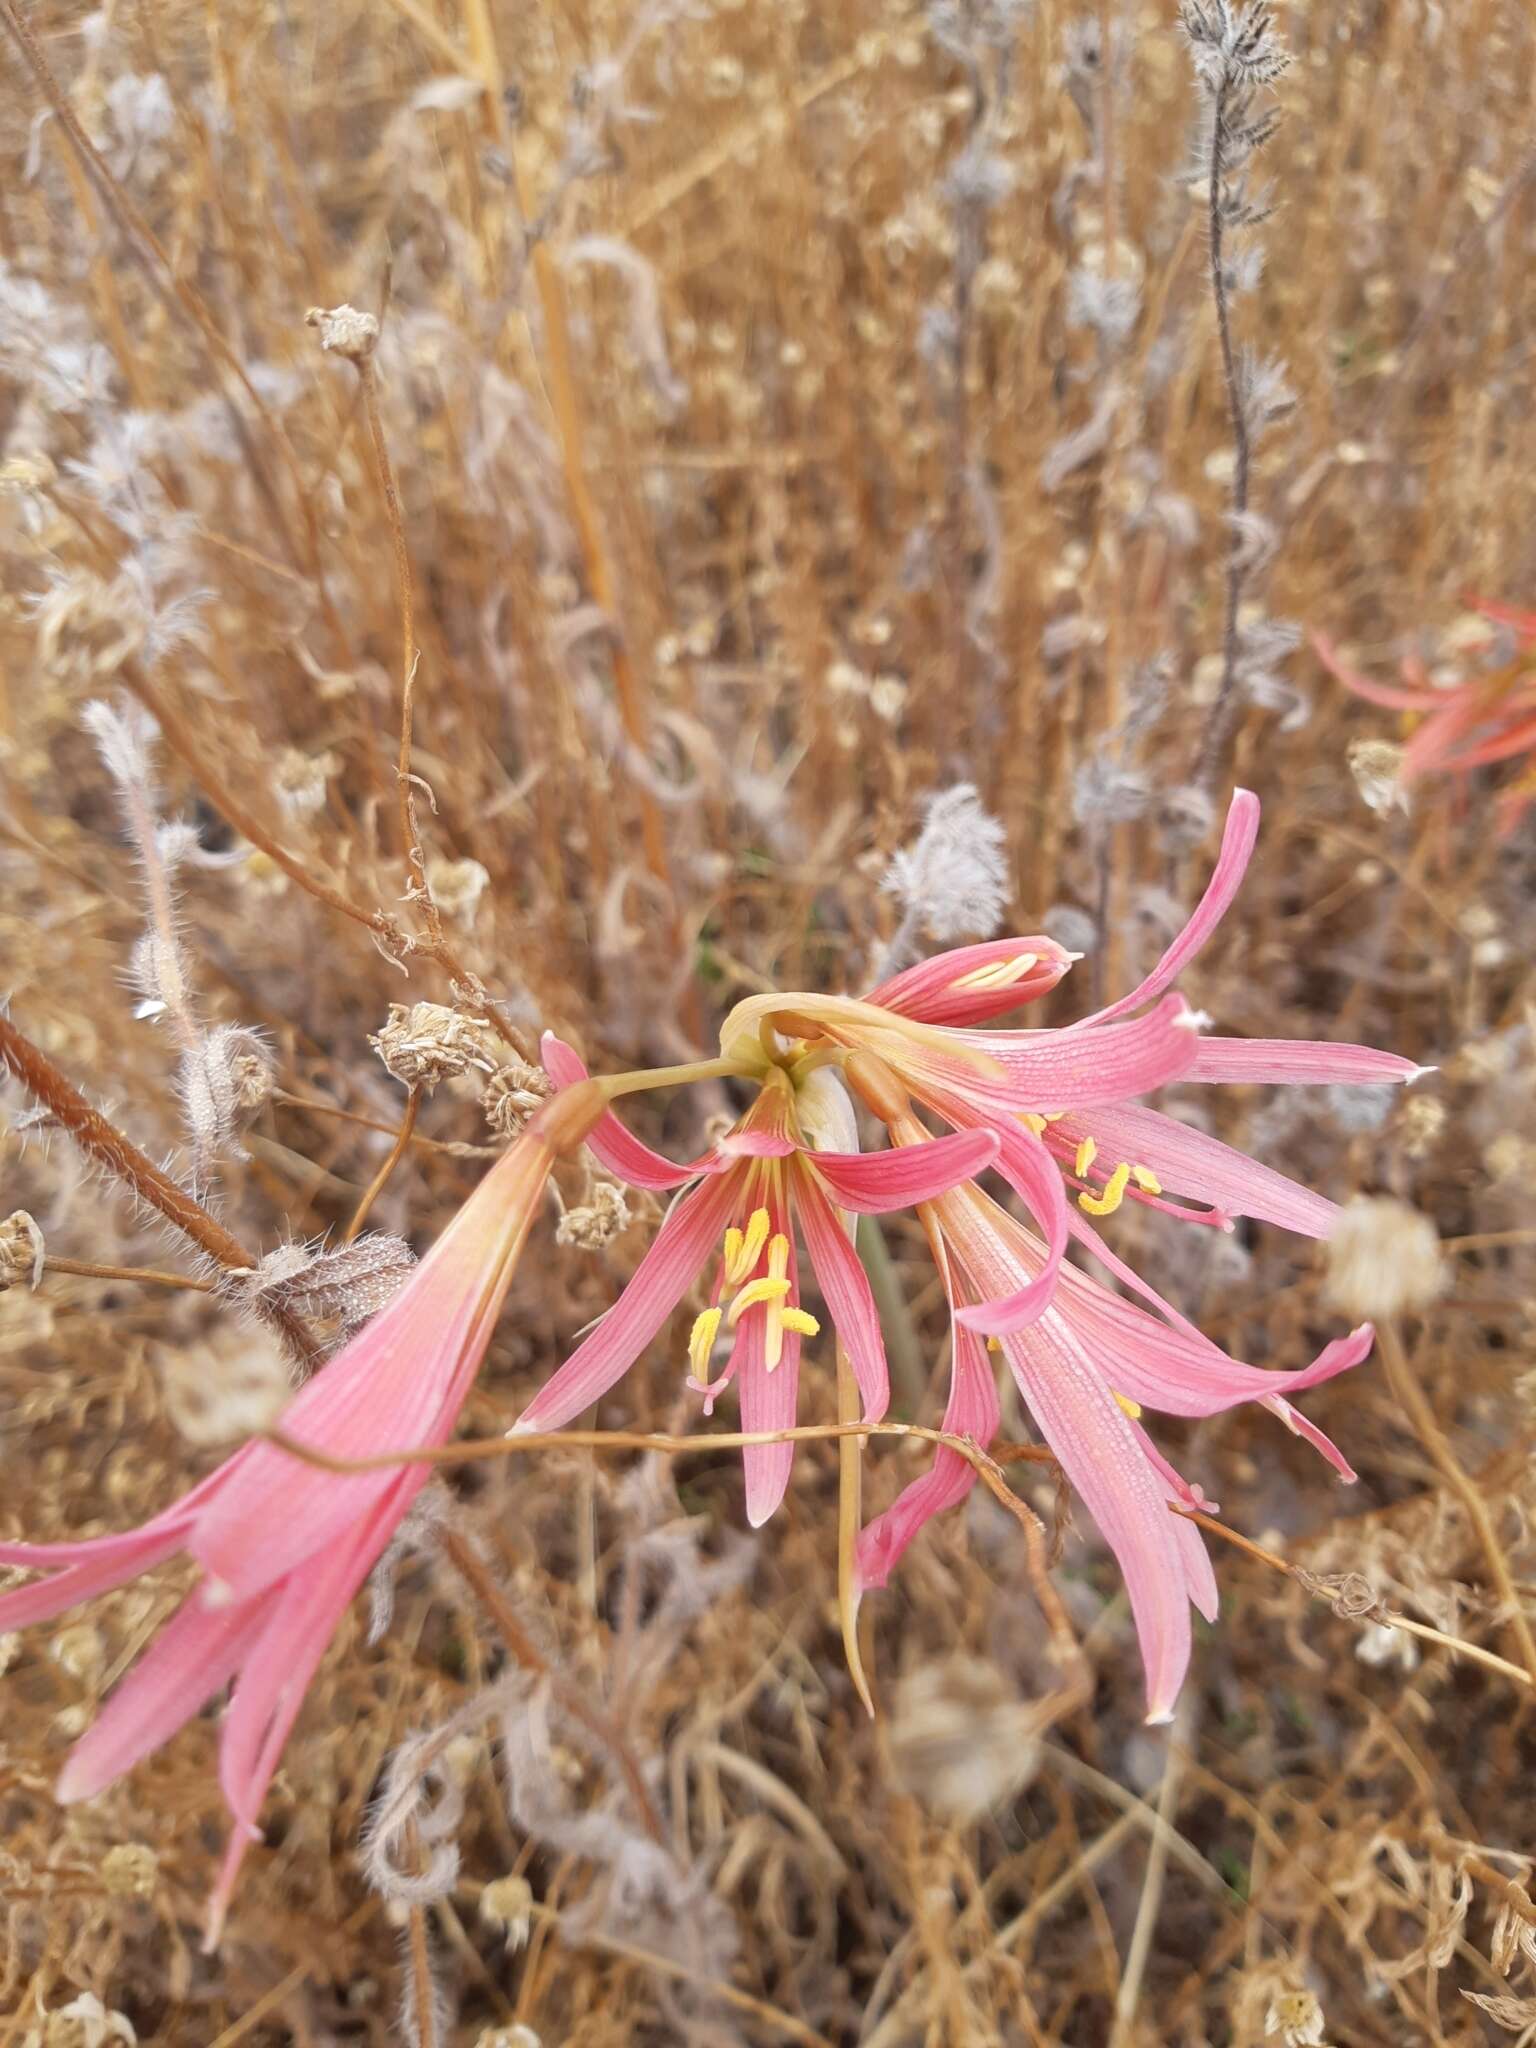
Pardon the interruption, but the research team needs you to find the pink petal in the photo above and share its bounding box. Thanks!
[1186,1037,1429,1086]
[1167,1500,1219,1624]
[56,1591,271,1804]
[735,1300,800,1532]
[0,1504,205,1626]
[1059,1103,1338,1237]
[913,993,1204,1110]
[867,938,1074,1027]
[1067,1278,1375,1421]
[205,1485,408,1948]
[804,1126,998,1214]
[1312,632,1446,711]
[951,1116,1069,1335]
[542,1034,720,1190]
[1263,1395,1357,1480]
[216,1481,407,1830]
[857,1318,999,1589]
[194,1133,550,1601]
[792,1162,890,1423]
[1078,790,1260,1028]
[999,1313,1193,1722]
[515,1172,741,1432]
[720,1129,797,1159]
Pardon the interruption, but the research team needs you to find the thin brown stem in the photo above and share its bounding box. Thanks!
[1193,75,1251,787]
[401,1822,439,2048]
[0,0,337,622]
[344,1088,419,1242]
[355,357,443,946]
[0,1009,316,1366]
[265,1418,1058,1476]
[437,1524,667,1846]
[1375,1318,1536,1684]
[43,1256,215,1293]
[120,663,531,1056]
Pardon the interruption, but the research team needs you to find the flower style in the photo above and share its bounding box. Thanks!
[0,1090,599,1947]
[1316,602,1536,833]
[517,1042,1000,1525]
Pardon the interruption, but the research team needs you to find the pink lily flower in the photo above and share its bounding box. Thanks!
[1316,606,1536,832]
[857,1142,1375,1721]
[516,1041,999,1526]
[716,789,1424,1340]
[0,1093,594,1946]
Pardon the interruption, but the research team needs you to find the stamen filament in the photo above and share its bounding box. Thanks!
[1079,1161,1132,1217]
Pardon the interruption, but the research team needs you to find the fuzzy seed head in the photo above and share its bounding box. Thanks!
[371,1002,497,1090]
[1347,738,1409,817]
[0,1210,45,1290]
[100,1842,159,1899]
[306,302,379,361]
[479,1873,534,1948]
[882,784,1010,944]
[1324,1197,1445,1322]
[555,1181,631,1251]
[481,1058,555,1138]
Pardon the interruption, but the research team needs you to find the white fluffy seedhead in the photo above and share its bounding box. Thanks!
[881,784,1011,946]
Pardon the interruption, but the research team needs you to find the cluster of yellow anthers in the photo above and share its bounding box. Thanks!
[686,1207,821,1379]
[1018,1117,1163,1219]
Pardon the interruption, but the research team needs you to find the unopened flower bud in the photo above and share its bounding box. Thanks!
[371,1002,496,1090]
[1324,1196,1445,1321]
[555,1181,630,1250]
[0,1210,45,1290]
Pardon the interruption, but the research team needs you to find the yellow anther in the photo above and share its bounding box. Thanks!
[1074,1136,1098,1178]
[780,1306,820,1337]
[1020,1112,1048,1137]
[986,1336,1002,1353]
[1113,1390,1143,1420]
[1041,1110,1066,1123]
[727,1275,791,1325]
[767,1232,790,1282]
[953,952,1038,991]
[1078,1160,1132,1217]
[1130,1163,1162,1194]
[725,1207,771,1283]
[687,1307,722,1377]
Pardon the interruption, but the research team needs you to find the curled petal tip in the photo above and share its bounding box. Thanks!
[1407,1064,1438,1085]
[1144,1705,1177,1728]
[505,1414,538,1436]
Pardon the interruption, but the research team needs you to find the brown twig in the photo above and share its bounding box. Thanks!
[1375,1317,1536,1685]
[265,1417,1058,1477]
[354,355,444,948]
[42,1256,215,1293]
[344,1087,420,1242]
[0,1008,315,1365]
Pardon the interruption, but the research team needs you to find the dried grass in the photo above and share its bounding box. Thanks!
[1,0,1535,2040]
